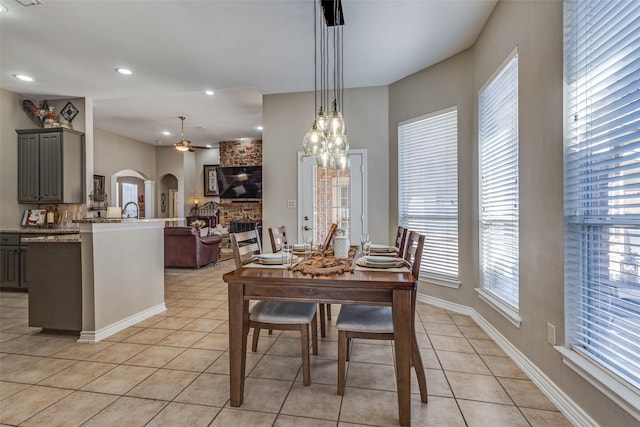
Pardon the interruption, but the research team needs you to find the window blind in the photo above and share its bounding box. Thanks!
[398,107,459,283]
[564,0,640,389]
[479,52,520,309]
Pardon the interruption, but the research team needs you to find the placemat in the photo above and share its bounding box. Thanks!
[354,265,410,273]
[292,246,358,276]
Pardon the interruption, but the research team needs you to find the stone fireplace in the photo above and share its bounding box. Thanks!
[218,139,262,228]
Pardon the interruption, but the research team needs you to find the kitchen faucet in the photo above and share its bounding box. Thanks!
[122,201,139,219]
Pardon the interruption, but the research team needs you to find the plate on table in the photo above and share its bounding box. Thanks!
[292,244,314,255]
[254,253,294,265]
[369,244,397,254]
[357,256,405,268]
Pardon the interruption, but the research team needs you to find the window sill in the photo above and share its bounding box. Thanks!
[555,346,640,423]
[475,287,521,327]
[421,275,461,289]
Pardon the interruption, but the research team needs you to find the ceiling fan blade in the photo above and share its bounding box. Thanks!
[191,145,211,149]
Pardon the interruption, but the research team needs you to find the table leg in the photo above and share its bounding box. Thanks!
[393,290,412,426]
[228,282,248,407]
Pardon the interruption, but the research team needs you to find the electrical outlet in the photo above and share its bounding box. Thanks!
[546,322,556,345]
[287,200,296,208]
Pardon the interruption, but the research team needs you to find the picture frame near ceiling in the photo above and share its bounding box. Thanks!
[204,165,219,196]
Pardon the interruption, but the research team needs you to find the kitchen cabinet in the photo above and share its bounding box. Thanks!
[0,233,23,289]
[16,128,85,203]
[1,231,77,290]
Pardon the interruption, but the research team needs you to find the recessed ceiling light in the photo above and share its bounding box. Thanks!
[256,126,263,131]
[0,4,8,13]
[14,74,33,82]
[162,131,171,136]
[115,68,133,75]
[155,140,164,144]
[205,90,214,96]
[206,144,212,148]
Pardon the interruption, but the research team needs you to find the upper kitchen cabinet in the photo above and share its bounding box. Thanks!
[16,128,85,204]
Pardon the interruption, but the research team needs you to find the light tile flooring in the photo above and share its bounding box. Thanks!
[0,259,573,426]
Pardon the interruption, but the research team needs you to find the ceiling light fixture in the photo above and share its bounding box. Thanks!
[302,0,349,171]
[173,116,211,152]
[0,4,8,13]
[257,126,263,131]
[115,68,133,75]
[205,90,214,96]
[13,74,34,82]
[162,131,170,136]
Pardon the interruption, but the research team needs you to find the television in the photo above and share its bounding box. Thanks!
[216,166,262,200]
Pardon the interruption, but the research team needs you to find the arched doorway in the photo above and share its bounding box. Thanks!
[159,174,179,219]
[111,169,154,218]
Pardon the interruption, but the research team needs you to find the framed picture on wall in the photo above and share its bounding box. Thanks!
[204,165,219,196]
[93,175,106,200]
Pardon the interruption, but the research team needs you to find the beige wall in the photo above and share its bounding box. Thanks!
[389,1,633,425]
[263,86,389,243]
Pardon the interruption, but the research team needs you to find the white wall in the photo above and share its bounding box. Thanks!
[263,86,389,243]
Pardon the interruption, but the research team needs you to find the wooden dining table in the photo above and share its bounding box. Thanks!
[223,261,418,426]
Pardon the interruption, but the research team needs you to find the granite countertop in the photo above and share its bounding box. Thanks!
[73,217,185,224]
[21,234,81,243]
[1,228,79,234]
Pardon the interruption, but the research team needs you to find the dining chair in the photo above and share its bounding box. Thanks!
[230,229,319,385]
[268,225,287,253]
[269,225,332,335]
[395,226,408,258]
[335,230,428,402]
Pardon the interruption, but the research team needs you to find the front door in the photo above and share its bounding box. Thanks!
[298,149,367,245]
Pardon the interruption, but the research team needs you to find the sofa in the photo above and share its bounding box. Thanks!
[164,227,222,268]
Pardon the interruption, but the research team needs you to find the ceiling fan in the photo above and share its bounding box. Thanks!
[174,116,211,152]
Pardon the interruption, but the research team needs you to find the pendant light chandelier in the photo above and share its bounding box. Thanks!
[302,0,349,170]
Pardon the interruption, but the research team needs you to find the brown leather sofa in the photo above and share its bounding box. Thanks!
[164,227,222,268]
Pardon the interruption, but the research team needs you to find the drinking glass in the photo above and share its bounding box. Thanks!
[282,243,293,268]
[304,235,313,257]
[360,234,371,256]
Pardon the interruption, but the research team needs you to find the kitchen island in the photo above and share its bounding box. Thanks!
[23,218,184,342]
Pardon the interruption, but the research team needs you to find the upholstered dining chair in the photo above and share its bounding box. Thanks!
[230,229,318,385]
[335,230,428,402]
[395,226,408,258]
[269,225,332,336]
[268,225,288,253]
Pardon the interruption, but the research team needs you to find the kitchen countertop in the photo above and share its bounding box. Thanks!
[22,234,81,243]
[1,228,79,234]
[72,217,184,224]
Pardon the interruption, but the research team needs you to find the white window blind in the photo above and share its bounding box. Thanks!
[398,107,459,284]
[479,52,520,310]
[564,0,640,391]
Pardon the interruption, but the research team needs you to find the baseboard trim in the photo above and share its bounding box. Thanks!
[417,293,598,427]
[78,303,166,343]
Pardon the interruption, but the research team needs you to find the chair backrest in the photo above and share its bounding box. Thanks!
[230,229,263,268]
[403,231,425,279]
[268,226,288,253]
[320,223,339,252]
[395,226,408,258]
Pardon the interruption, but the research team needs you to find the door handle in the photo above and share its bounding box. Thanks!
[304,216,309,221]
[304,226,310,231]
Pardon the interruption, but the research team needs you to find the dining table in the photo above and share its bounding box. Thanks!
[223,250,419,426]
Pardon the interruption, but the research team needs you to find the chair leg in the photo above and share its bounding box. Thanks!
[326,303,332,321]
[251,327,260,352]
[301,324,311,386]
[337,330,348,395]
[412,331,428,403]
[319,304,327,337]
[311,313,318,355]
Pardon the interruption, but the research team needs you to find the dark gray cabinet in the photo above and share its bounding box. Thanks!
[0,233,23,289]
[16,128,85,203]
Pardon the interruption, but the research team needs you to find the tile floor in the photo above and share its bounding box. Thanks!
[0,258,573,426]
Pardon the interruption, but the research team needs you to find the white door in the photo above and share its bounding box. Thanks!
[298,149,367,245]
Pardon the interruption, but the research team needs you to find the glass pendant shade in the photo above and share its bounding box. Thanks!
[336,153,350,171]
[303,121,326,155]
[316,150,333,168]
[331,133,349,154]
[316,107,327,132]
[328,100,345,136]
